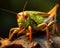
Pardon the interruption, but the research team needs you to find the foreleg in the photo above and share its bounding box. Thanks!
[9,28,20,40]
[28,26,32,42]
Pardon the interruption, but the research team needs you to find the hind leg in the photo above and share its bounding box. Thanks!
[37,23,51,41]
[48,21,60,35]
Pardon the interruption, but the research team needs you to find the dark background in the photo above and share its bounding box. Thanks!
[0,0,60,38]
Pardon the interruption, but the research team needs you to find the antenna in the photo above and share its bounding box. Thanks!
[56,0,58,4]
[0,8,17,14]
[22,1,28,11]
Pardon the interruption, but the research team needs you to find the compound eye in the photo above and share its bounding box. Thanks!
[16,15,18,19]
[16,12,28,19]
[22,12,28,19]
[16,13,21,19]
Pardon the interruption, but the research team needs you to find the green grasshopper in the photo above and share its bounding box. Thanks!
[8,4,59,43]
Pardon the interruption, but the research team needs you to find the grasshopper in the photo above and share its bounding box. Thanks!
[0,1,60,48]
[8,4,59,43]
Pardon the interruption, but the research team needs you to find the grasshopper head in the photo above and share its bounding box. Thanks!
[16,12,28,27]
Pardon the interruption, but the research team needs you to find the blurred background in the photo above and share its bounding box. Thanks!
[0,0,60,38]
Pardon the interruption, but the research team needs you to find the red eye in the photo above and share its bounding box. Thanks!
[23,12,28,19]
[16,14,19,19]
